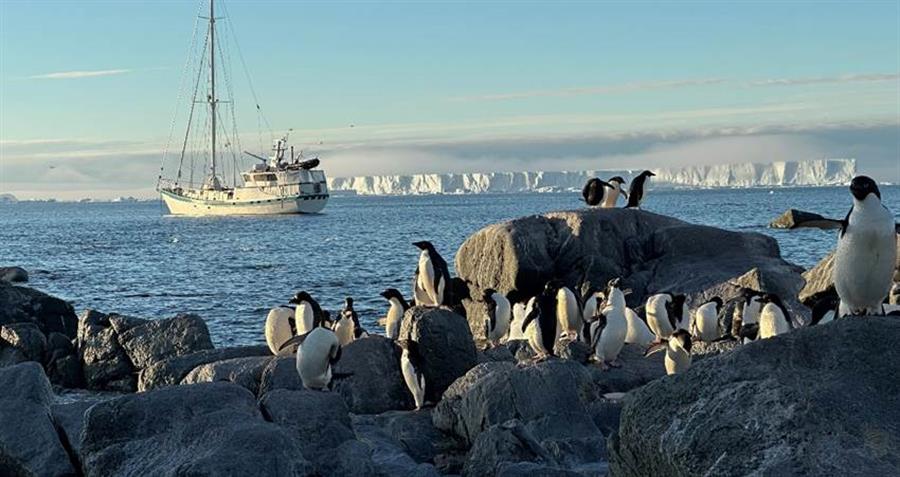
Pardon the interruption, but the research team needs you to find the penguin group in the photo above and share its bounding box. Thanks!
[582,171,655,209]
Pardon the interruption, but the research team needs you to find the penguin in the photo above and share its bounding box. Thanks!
[691,297,723,342]
[625,170,656,209]
[589,278,628,370]
[264,306,294,355]
[380,288,410,340]
[482,288,511,347]
[333,297,357,346]
[834,175,897,316]
[624,307,655,347]
[601,176,629,208]
[522,281,560,360]
[730,290,764,342]
[508,296,534,341]
[556,284,582,340]
[398,333,427,410]
[412,241,451,307]
[289,291,324,335]
[279,325,342,391]
[582,178,612,206]
[758,294,793,339]
[810,295,839,326]
[664,329,692,375]
[448,277,471,318]
[645,293,687,342]
[580,286,603,326]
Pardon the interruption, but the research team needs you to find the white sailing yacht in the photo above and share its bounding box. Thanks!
[157,0,328,216]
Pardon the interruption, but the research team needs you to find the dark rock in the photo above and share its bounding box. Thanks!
[399,306,478,403]
[352,409,461,464]
[553,339,592,364]
[496,461,586,476]
[609,316,900,476]
[0,266,28,283]
[455,208,804,312]
[768,208,842,230]
[506,339,537,363]
[587,344,665,394]
[117,313,214,369]
[258,355,303,396]
[0,322,47,362]
[76,310,136,392]
[47,354,85,388]
[0,283,78,338]
[46,331,75,358]
[351,414,442,477]
[81,382,312,476]
[106,314,148,335]
[51,392,112,463]
[181,355,271,395]
[138,345,269,391]
[586,397,624,436]
[0,345,27,367]
[691,338,741,360]
[477,344,517,364]
[259,388,354,469]
[332,336,413,414]
[316,440,379,477]
[0,362,77,477]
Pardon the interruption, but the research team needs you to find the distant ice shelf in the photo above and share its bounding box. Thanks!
[327,159,857,196]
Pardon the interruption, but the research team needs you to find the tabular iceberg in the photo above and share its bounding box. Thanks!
[328,159,856,196]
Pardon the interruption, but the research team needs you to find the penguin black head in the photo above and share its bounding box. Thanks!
[289,291,314,305]
[707,296,724,312]
[849,175,880,201]
[412,240,436,251]
[608,176,626,185]
[482,288,497,302]
[641,170,656,178]
[672,329,692,352]
[344,297,354,308]
[543,279,563,295]
[810,294,839,325]
[380,288,403,301]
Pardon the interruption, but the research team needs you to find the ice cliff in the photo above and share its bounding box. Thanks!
[327,159,856,195]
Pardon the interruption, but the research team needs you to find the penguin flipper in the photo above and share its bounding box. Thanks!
[644,341,667,357]
[278,331,311,352]
[839,207,852,238]
[522,306,540,333]
[329,344,342,365]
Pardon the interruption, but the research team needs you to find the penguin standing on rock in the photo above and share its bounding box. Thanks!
[758,294,793,339]
[582,178,612,206]
[380,288,410,340]
[645,293,687,343]
[522,281,560,361]
[264,306,294,355]
[625,170,656,209]
[279,322,342,391]
[556,283,582,340]
[289,291,324,336]
[664,330,692,375]
[333,297,358,346]
[601,176,629,208]
[691,297,723,342]
[398,331,427,410]
[589,278,628,370]
[834,176,897,316]
[483,288,511,347]
[412,241,452,307]
[508,296,534,341]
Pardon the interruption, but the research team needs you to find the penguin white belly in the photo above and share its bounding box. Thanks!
[557,288,581,339]
[417,254,440,306]
[489,294,512,343]
[265,307,294,355]
[401,350,426,409]
[834,205,897,315]
[665,344,691,375]
[582,295,598,323]
[385,302,404,340]
[600,188,619,208]
[743,300,762,325]
[624,308,654,346]
[595,309,627,363]
[296,328,338,390]
[508,302,529,341]
[819,310,836,325]
[525,321,547,356]
[759,304,790,339]
[694,304,719,342]
[295,303,315,335]
[883,304,900,314]
[334,317,355,346]
[645,295,674,339]
[677,304,691,330]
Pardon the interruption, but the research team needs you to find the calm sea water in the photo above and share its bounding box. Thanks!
[2,187,898,346]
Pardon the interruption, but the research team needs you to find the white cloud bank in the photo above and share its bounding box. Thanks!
[27,69,132,80]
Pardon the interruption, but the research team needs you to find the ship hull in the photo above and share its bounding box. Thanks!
[160,189,328,216]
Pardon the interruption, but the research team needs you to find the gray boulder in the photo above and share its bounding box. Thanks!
[0,266,28,283]
[0,362,77,477]
[352,409,461,464]
[81,382,312,476]
[586,344,665,394]
[181,355,272,395]
[138,345,269,391]
[332,335,414,413]
[610,316,900,476]
[51,392,114,463]
[399,306,478,403]
[0,345,27,367]
[351,414,442,477]
[768,208,842,230]
[0,283,78,338]
[258,356,303,396]
[76,310,137,392]
[455,208,804,312]
[1,322,47,362]
[116,313,213,369]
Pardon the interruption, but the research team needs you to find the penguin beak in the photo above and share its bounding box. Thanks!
[648,171,656,177]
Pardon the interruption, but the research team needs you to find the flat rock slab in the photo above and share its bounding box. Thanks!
[610,316,900,476]
[181,355,272,395]
[0,362,76,477]
[768,208,842,230]
[81,382,312,476]
[117,313,214,369]
[138,345,269,391]
[258,356,303,396]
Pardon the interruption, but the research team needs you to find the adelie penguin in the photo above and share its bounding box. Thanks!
[625,170,656,209]
[522,281,561,361]
[279,320,343,391]
[645,292,687,343]
[398,331,427,410]
[691,297,723,342]
[482,288,511,347]
[810,294,839,326]
[508,296,535,341]
[412,241,452,307]
[289,291,325,336]
[380,288,410,340]
[833,175,897,316]
[333,297,362,346]
[664,330,692,375]
[758,293,792,339]
[601,176,629,208]
[589,278,628,370]
[264,306,294,355]
[582,178,613,207]
[556,283,582,341]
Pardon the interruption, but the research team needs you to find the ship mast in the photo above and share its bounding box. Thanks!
[208,0,218,187]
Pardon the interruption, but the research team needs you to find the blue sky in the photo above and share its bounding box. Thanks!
[1,0,898,198]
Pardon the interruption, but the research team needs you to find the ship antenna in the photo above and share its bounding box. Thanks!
[208,0,218,188]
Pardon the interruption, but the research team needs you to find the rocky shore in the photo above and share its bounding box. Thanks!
[2,208,899,476]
